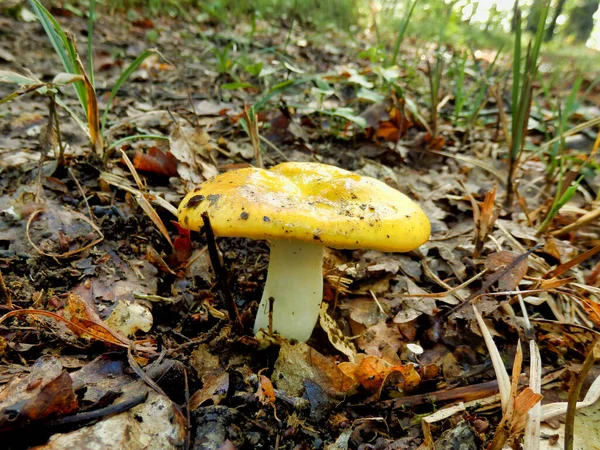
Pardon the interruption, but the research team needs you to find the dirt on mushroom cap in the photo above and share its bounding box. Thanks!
[177,162,430,252]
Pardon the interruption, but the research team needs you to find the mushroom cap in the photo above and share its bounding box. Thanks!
[177,162,430,252]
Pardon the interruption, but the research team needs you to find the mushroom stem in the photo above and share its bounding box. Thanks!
[253,239,324,342]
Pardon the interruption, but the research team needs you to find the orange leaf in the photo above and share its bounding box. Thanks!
[258,374,276,404]
[582,299,600,327]
[340,355,421,393]
[375,121,399,141]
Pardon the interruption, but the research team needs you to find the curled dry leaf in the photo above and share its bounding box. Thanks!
[257,372,276,404]
[0,356,78,433]
[338,354,421,396]
[132,147,178,177]
[471,186,499,259]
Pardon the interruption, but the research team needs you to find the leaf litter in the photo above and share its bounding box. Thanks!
[0,3,599,449]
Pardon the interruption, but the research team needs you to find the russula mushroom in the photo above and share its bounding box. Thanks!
[178,162,430,342]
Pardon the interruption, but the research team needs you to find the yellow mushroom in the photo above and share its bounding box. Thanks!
[178,162,430,342]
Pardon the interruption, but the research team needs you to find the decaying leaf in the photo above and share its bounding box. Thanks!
[35,390,185,450]
[169,124,218,188]
[319,303,357,362]
[0,356,78,433]
[105,300,153,337]
[189,372,230,409]
[272,342,357,398]
[484,251,529,291]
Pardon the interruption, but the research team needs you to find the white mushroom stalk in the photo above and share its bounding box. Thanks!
[253,239,324,342]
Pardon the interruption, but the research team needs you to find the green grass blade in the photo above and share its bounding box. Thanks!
[453,51,468,123]
[100,49,157,135]
[529,0,550,79]
[107,134,168,151]
[389,0,419,67]
[28,0,88,115]
[563,76,583,121]
[55,96,91,138]
[511,6,522,126]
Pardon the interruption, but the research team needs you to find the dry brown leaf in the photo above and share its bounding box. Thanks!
[472,186,499,259]
[189,372,229,410]
[484,251,528,291]
[0,357,78,432]
[169,124,218,189]
[272,342,357,398]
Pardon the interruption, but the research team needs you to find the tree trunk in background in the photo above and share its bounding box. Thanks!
[545,0,567,41]
[565,0,600,43]
[526,0,544,34]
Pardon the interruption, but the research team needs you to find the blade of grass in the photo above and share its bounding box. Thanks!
[565,342,600,450]
[453,50,468,124]
[524,340,542,450]
[28,0,88,115]
[100,49,158,135]
[473,305,511,412]
[511,5,522,128]
[506,0,550,207]
[74,52,103,156]
[107,134,169,151]
[389,0,419,67]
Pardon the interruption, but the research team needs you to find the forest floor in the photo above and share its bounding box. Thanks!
[1,4,600,450]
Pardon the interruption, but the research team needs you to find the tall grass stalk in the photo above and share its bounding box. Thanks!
[388,0,419,67]
[506,0,550,207]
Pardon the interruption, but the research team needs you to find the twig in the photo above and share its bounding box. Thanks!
[380,380,500,410]
[201,212,242,332]
[68,167,94,222]
[183,367,191,450]
[42,392,148,429]
[127,345,167,398]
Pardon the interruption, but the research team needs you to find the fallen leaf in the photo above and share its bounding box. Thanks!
[132,147,178,177]
[484,251,528,291]
[272,342,357,397]
[0,356,78,433]
[189,372,230,409]
[338,354,421,396]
